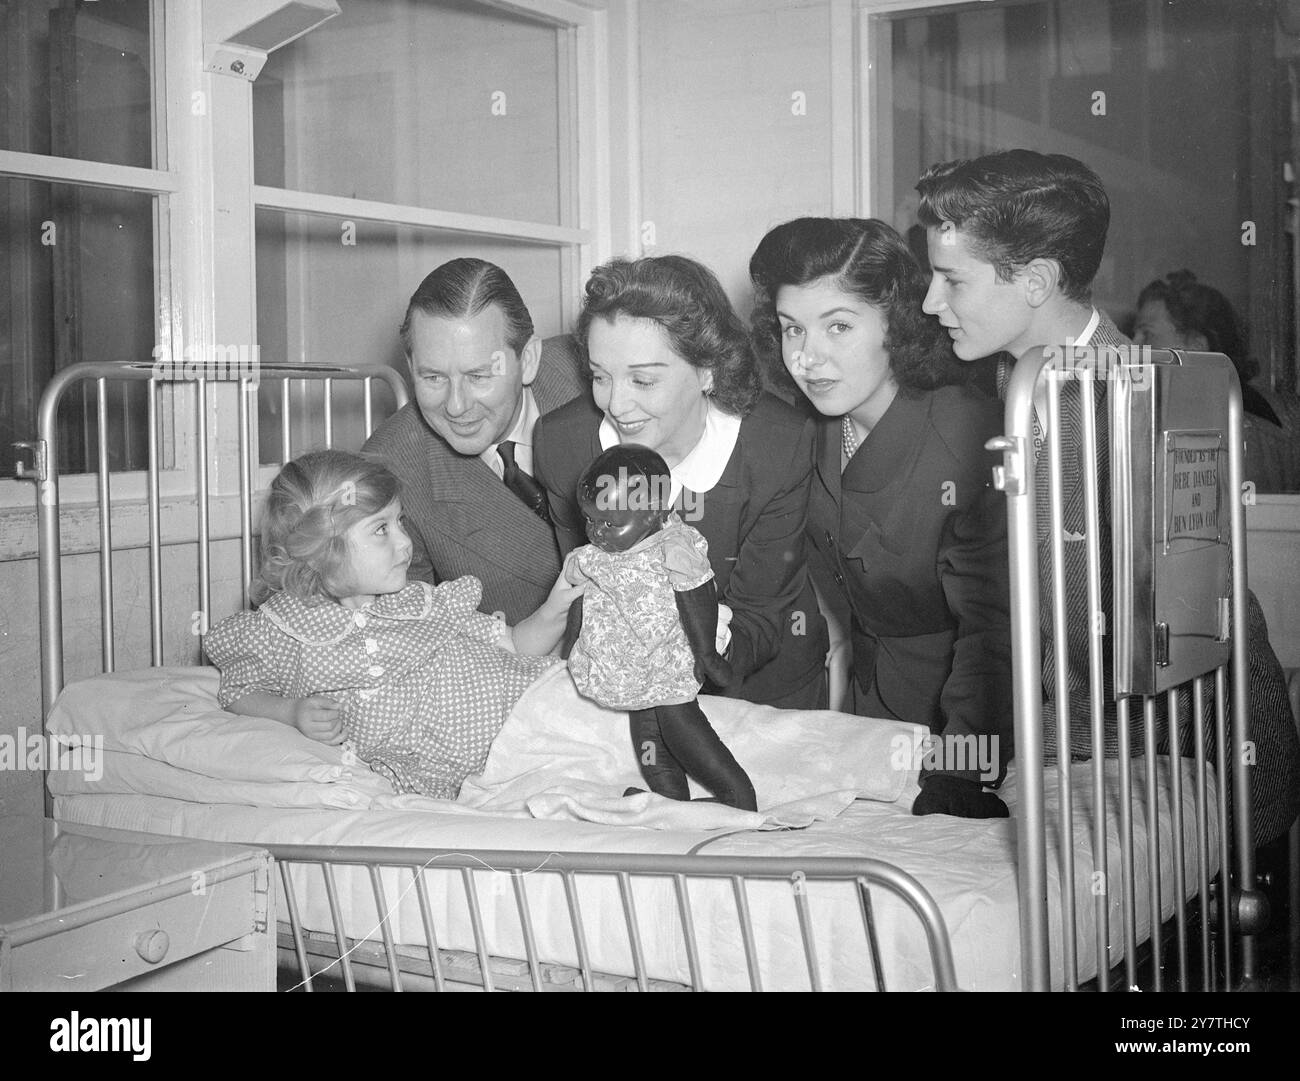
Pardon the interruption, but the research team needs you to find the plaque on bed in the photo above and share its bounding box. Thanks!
[1112,350,1235,696]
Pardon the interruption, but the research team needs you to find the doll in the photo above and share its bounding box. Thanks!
[562,444,757,811]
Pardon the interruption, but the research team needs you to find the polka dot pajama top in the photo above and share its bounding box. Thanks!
[204,577,558,799]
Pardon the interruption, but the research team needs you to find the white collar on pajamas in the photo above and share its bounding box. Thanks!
[597,400,741,499]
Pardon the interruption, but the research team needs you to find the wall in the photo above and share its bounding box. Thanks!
[1247,496,1300,669]
[0,535,245,817]
[634,0,838,306]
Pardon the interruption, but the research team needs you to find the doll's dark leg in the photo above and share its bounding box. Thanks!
[628,708,689,801]
[655,700,757,812]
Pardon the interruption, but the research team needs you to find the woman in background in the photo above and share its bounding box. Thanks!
[534,255,829,710]
[749,217,1012,819]
[1135,269,1300,493]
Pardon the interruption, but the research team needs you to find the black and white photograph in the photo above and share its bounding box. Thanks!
[0,0,1297,1035]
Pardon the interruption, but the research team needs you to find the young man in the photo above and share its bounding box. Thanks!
[916,149,1299,846]
[920,149,1121,368]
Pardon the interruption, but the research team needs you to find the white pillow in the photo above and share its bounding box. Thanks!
[46,666,390,792]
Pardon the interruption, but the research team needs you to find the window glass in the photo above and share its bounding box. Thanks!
[253,0,566,226]
[254,207,568,461]
[885,0,1290,383]
[0,0,154,169]
[1,178,155,476]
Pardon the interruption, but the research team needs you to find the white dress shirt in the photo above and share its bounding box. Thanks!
[481,388,541,479]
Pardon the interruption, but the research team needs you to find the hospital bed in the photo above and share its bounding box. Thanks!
[15,346,1270,990]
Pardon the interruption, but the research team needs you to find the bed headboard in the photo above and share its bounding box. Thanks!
[17,360,409,736]
[991,345,1263,991]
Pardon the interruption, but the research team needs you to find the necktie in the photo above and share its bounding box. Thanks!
[497,441,552,524]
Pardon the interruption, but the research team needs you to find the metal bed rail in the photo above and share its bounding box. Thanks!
[19,360,409,718]
[264,844,961,992]
[992,345,1260,991]
[17,360,409,814]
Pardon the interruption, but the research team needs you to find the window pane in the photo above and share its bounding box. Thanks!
[0,0,154,169]
[253,0,567,226]
[885,0,1290,384]
[1,178,156,477]
[254,207,570,461]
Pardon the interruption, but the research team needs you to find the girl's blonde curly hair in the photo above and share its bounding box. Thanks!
[253,450,401,605]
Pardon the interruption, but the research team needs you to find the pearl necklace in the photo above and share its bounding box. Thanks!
[841,415,859,462]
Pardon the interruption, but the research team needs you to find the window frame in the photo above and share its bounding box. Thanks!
[0,0,185,519]
[858,0,1297,399]
[250,0,606,373]
[0,0,613,558]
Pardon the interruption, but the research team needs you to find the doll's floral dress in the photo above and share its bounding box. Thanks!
[565,516,713,711]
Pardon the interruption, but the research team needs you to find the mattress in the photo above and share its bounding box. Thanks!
[42,664,1220,990]
[54,754,1218,991]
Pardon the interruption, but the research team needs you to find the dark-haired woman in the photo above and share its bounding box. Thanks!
[749,217,1013,818]
[1135,270,1300,493]
[534,254,829,710]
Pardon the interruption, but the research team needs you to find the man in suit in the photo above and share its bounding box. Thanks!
[363,258,587,626]
[917,149,1300,847]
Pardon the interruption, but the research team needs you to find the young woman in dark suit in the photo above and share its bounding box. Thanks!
[533,255,829,710]
[749,217,1014,818]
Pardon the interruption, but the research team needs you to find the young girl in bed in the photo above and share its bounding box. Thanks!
[204,449,562,800]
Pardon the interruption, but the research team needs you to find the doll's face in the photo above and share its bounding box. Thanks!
[578,470,668,552]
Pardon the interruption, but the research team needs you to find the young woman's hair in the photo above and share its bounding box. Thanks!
[576,255,762,416]
[747,217,963,394]
[254,449,401,604]
[399,257,535,357]
[1137,270,1255,381]
[915,149,1109,304]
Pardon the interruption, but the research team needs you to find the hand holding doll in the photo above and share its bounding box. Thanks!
[561,444,756,811]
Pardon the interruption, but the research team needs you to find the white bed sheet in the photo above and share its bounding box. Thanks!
[54,754,1218,992]
[45,665,925,829]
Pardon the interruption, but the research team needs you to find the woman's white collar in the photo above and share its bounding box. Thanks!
[597,401,741,497]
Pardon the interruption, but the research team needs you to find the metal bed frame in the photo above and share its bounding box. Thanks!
[266,846,956,992]
[990,345,1266,991]
[18,359,959,992]
[18,350,1270,990]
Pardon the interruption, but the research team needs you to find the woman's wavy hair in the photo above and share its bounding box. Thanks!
[253,450,401,605]
[748,217,963,395]
[575,255,762,416]
[1138,270,1255,382]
